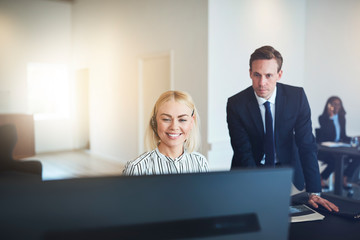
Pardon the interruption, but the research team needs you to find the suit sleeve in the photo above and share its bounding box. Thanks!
[226,98,257,169]
[318,114,335,142]
[295,89,321,192]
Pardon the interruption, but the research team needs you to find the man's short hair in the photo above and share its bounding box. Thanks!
[249,46,283,72]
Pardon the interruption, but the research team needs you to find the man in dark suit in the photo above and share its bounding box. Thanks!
[226,45,338,211]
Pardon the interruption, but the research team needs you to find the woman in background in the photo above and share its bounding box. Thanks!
[318,96,359,189]
[123,90,208,176]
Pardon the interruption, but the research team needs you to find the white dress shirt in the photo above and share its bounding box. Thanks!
[254,87,277,164]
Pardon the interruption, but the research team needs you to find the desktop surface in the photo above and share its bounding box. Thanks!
[290,192,360,240]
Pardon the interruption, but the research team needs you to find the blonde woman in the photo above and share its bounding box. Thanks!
[123,90,208,176]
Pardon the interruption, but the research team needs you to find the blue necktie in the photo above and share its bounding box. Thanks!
[264,101,275,166]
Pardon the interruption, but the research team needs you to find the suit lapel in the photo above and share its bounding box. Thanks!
[246,90,264,137]
[275,83,286,143]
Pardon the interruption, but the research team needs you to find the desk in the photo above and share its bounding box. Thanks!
[317,144,360,196]
[290,193,360,240]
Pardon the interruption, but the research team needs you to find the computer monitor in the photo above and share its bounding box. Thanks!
[0,168,292,240]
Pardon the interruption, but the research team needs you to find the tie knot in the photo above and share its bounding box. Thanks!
[264,101,271,109]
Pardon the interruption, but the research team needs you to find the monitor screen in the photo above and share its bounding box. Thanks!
[0,168,292,240]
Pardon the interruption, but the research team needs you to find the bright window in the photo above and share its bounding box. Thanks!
[27,63,70,120]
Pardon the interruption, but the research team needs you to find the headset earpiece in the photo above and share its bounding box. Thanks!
[151,115,157,132]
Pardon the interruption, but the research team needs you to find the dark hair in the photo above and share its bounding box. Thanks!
[249,46,283,72]
[321,96,346,117]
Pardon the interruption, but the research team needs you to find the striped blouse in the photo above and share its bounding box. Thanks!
[123,148,209,176]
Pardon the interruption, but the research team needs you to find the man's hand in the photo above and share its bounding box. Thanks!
[308,194,339,212]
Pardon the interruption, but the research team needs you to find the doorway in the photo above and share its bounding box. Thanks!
[138,51,174,154]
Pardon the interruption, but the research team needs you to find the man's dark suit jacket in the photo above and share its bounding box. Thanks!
[227,83,321,192]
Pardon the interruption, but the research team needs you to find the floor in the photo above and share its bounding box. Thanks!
[23,150,126,181]
[322,179,360,200]
[319,162,360,200]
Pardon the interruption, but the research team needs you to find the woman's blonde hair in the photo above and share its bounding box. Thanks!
[145,90,201,153]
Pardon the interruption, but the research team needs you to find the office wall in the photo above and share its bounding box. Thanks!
[0,0,74,153]
[208,0,307,170]
[2,0,359,169]
[305,0,360,136]
[72,0,208,162]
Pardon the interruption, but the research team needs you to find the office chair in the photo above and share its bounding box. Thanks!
[315,128,322,143]
[0,124,42,180]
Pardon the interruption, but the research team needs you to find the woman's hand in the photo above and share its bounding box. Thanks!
[327,103,335,117]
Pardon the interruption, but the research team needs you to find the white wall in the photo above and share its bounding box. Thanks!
[2,0,359,169]
[208,0,307,170]
[72,0,208,163]
[0,0,74,153]
[305,0,360,136]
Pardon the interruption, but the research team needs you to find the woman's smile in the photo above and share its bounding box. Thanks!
[167,132,182,138]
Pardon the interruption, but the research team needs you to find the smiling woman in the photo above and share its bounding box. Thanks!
[156,100,194,159]
[123,90,208,176]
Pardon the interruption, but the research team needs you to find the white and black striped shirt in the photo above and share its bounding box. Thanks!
[123,148,209,176]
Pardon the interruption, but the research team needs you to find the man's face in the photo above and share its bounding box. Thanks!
[250,59,283,100]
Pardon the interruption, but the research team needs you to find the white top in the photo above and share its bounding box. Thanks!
[123,148,209,176]
[331,114,340,142]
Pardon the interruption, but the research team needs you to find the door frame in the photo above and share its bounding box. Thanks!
[137,50,174,155]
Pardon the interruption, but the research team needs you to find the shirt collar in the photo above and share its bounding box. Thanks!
[254,86,277,106]
[155,147,186,162]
